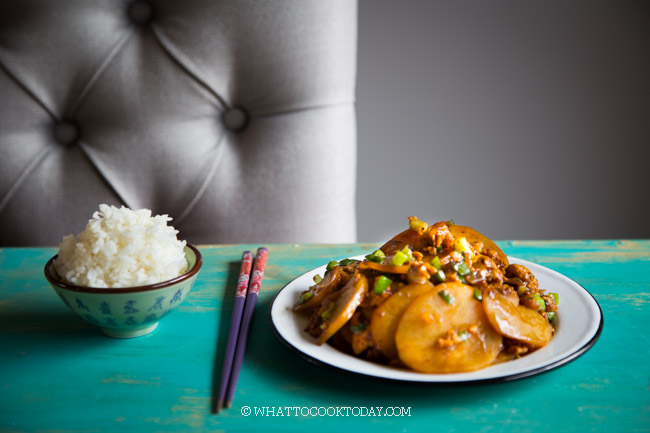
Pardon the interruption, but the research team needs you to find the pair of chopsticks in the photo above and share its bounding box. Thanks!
[213,247,268,414]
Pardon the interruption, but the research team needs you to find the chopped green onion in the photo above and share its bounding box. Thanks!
[453,261,471,276]
[550,292,559,305]
[365,249,385,263]
[458,331,470,341]
[321,302,336,320]
[390,246,413,266]
[374,275,392,294]
[339,258,360,266]
[350,323,367,333]
[547,312,556,323]
[447,219,456,226]
[517,285,527,296]
[430,256,442,270]
[312,274,323,284]
[299,292,314,304]
[532,294,546,312]
[473,288,483,301]
[433,269,446,283]
[326,260,338,272]
[409,217,429,232]
[436,245,444,253]
[438,290,454,305]
[390,251,408,266]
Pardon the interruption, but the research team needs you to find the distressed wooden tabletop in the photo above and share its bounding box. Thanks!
[1,241,649,433]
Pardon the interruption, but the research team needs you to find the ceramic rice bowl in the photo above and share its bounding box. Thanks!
[44,244,202,338]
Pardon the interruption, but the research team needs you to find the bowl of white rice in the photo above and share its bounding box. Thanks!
[44,204,202,338]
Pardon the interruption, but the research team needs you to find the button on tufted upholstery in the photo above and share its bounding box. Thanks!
[128,1,154,25]
[222,107,248,132]
[53,121,80,146]
[0,1,358,246]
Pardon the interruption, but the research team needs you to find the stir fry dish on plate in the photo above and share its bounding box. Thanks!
[293,217,559,373]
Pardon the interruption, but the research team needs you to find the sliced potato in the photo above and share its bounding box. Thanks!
[483,289,552,348]
[395,282,503,373]
[293,266,342,312]
[359,261,409,274]
[317,272,369,345]
[379,228,423,255]
[370,283,434,359]
[449,225,508,266]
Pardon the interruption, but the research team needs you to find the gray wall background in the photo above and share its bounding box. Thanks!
[355,0,650,242]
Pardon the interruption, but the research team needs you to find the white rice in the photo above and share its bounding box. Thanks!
[54,204,188,288]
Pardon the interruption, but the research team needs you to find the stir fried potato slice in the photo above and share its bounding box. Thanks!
[449,225,508,266]
[317,272,369,345]
[360,261,409,274]
[379,228,423,255]
[370,283,434,359]
[395,282,503,373]
[293,267,342,312]
[483,289,552,348]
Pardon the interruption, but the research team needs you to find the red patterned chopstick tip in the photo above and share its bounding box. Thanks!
[248,247,268,296]
[235,251,254,298]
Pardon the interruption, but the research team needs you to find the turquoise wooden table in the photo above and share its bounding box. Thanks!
[1,241,649,433]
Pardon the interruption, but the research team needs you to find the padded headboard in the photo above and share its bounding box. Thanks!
[0,0,358,246]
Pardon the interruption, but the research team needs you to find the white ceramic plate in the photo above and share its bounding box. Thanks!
[269,256,603,383]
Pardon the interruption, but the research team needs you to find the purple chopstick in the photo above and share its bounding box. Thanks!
[224,247,268,408]
[212,250,254,414]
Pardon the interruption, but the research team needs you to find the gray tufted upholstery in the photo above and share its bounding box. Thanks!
[0,0,358,246]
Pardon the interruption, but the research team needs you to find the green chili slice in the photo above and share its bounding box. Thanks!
[438,289,454,305]
[365,249,386,263]
[390,251,408,266]
[453,261,471,276]
[532,294,546,312]
[299,292,314,304]
[326,260,338,272]
[321,302,336,320]
[374,275,392,295]
[390,246,413,266]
